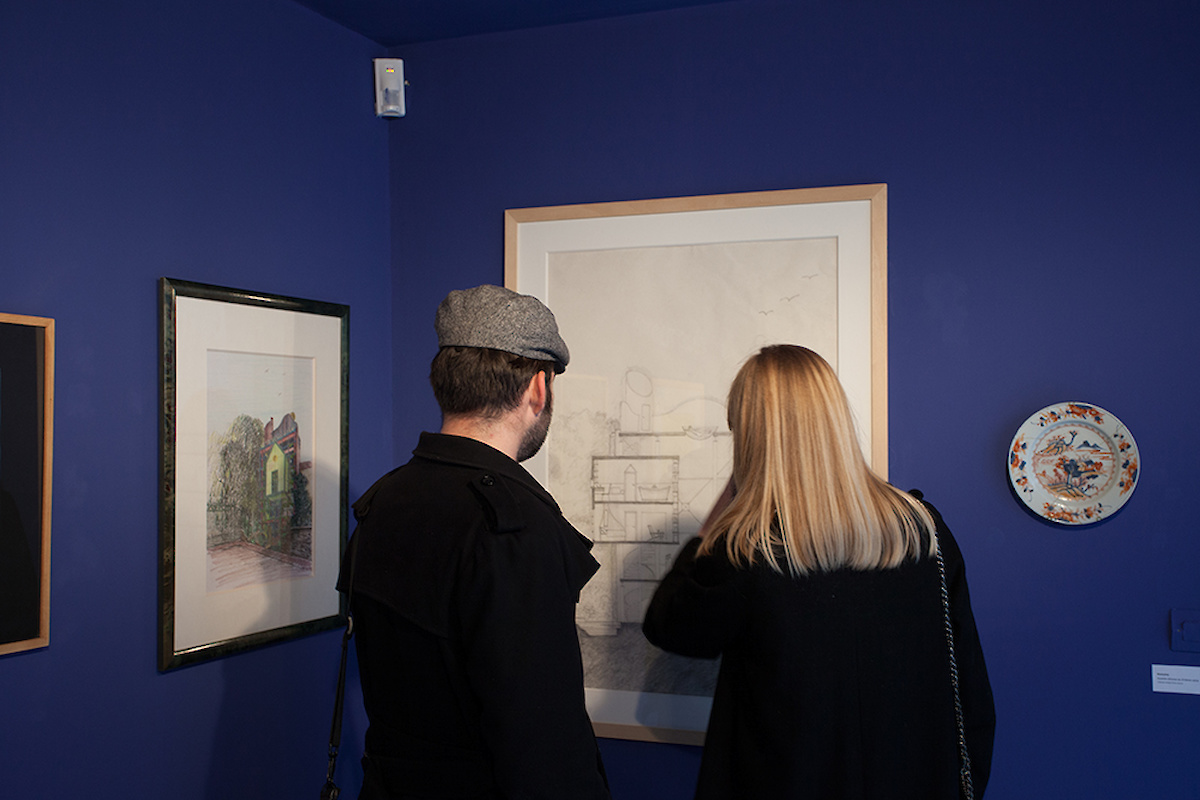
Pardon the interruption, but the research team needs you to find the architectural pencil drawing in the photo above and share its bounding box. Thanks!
[547,238,839,698]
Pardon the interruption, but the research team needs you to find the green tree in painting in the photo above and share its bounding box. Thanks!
[290,470,312,528]
[208,414,266,547]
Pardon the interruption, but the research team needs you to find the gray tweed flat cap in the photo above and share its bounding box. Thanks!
[435,284,570,373]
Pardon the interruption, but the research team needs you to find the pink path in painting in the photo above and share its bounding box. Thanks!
[206,541,313,592]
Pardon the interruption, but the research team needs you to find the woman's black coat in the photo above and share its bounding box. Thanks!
[643,497,995,799]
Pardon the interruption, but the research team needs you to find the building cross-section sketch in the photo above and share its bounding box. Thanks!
[554,366,729,695]
[543,235,840,697]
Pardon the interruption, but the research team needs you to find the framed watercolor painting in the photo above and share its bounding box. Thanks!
[0,312,54,657]
[158,278,348,671]
[505,184,888,742]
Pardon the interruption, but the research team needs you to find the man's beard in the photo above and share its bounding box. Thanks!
[516,386,553,462]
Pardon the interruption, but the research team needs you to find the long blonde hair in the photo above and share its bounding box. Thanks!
[699,345,935,574]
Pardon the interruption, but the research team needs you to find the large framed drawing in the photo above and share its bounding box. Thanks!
[159,278,349,671]
[0,313,54,657]
[505,184,888,743]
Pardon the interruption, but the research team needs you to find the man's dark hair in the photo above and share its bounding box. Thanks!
[430,346,555,419]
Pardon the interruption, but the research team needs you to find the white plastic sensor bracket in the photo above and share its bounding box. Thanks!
[374,58,406,118]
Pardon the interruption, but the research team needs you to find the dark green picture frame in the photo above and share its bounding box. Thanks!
[159,278,348,671]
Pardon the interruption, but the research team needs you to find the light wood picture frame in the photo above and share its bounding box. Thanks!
[504,184,888,743]
[0,312,54,657]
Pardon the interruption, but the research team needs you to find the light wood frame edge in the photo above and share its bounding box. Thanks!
[0,312,54,656]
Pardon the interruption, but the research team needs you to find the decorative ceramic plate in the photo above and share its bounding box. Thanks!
[1008,402,1139,525]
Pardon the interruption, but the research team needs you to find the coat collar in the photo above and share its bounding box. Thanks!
[412,432,560,512]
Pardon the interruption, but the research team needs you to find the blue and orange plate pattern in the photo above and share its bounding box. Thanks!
[1008,402,1139,525]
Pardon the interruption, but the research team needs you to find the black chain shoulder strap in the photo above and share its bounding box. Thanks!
[934,535,975,800]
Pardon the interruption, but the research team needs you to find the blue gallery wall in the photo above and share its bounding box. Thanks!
[384,1,1200,798]
[1,0,1196,798]
[0,0,391,796]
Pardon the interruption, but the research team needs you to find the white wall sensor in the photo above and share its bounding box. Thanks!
[374,58,405,118]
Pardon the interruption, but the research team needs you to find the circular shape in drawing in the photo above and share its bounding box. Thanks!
[1007,402,1139,525]
[624,368,653,397]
